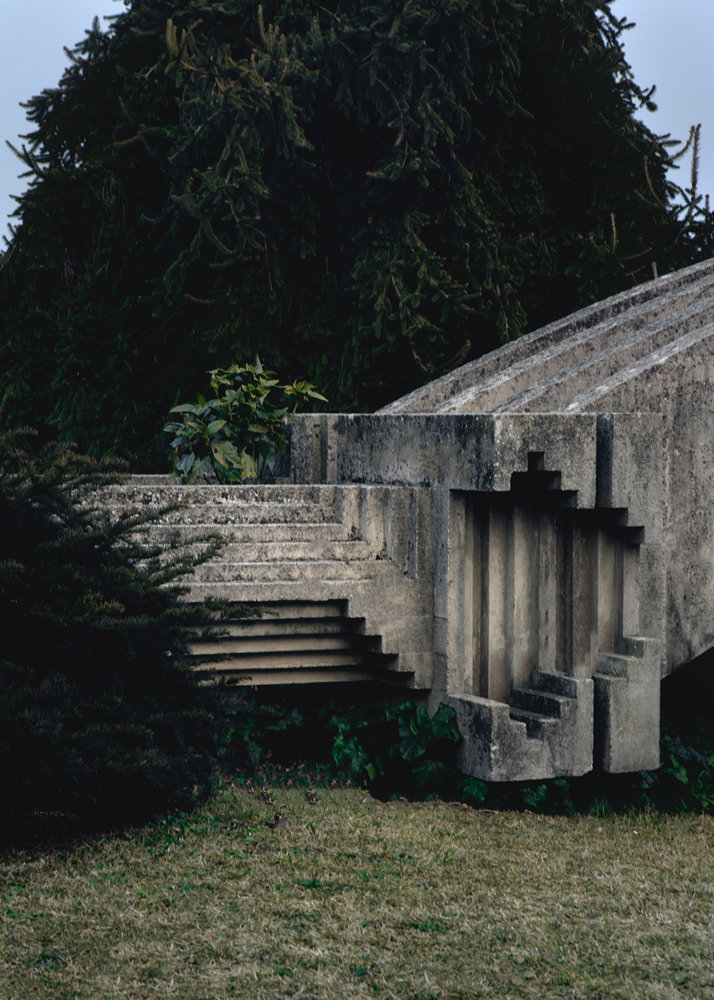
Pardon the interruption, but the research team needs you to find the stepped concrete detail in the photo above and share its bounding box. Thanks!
[107,257,714,783]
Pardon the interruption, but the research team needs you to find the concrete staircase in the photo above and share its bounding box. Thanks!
[100,479,433,688]
[93,258,714,779]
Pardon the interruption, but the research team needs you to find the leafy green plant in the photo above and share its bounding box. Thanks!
[164,362,326,484]
[329,700,460,794]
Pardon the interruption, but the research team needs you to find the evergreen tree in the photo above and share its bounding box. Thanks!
[0,430,226,838]
[1,0,711,467]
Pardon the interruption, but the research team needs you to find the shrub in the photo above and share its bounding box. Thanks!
[0,430,229,840]
[164,362,325,484]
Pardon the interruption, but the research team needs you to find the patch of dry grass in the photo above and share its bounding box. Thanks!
[2,784,714,999]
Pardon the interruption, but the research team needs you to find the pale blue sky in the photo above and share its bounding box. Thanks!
[1,0,712,238]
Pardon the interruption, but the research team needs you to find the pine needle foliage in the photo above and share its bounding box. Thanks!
[1,1,712,467]
[0,430,228,838]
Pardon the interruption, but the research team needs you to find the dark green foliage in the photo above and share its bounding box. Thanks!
[0,430,228,839]
[2,1,712,467]
[217,669,714,814]
[215,686,463,798]
[330,700,460,792]
[165,361,326,483]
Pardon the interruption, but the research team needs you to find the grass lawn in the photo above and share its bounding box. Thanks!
[2,781,714,999]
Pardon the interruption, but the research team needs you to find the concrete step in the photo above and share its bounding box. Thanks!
[190,633,382,656]
[510,687,570,719]
[205,649,394,672]
[139,538,375,563]
[203,666,401,686]
[508,707,559,740]
[557,320,714,414]
[595,653,633,677]
[445,280,714,414]
[190,559,376,584]
[185,579,374,604]
[117,503,344,527]
[221,539,374,561]
[490,296,714,414]
[203,617,363,638]
[98,482,426,689]
[185,596,399,686]
[130,522,357,544]
[230,601,349,620]
[97,483,328,507]
[532,671,580,699]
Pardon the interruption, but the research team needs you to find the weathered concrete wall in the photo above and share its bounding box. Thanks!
[284,409,664,778]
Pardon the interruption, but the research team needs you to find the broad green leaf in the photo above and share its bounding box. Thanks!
[207,419,227,435]
[431,703,460,742]
[522,784,549,809]
[399,728,431,762]
[410,704,431,735]
[212,440,244,468]
[240,452,257,479]
[665,756,690,785]
[211,445,230,469]
[460,776,488,805]
[412,758,451,790]
[184,458,206,484]
[386,699,415,722]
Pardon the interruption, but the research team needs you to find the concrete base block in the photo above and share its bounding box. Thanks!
[593,637,660,772]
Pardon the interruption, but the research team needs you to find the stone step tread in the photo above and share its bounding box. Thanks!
[533,671,580,699]
[141,540,376,561]
[508,707,559,740]
[202,650,395,671]
[510,687,569,718]
[185,580,375,602]
[97,484,332,504]
[204,666,401,687]
[130,523,356,542]
[112,506,345,525]
[224,601,349,620]
[199,617,365,637]
[595,653,635,677]
[189,560,377,583]
[556,320,714,414]
[191,634,381,655]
